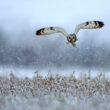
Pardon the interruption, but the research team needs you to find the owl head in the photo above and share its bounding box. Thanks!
[67,34,78,46]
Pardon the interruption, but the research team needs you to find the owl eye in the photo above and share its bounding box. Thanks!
[67,37,72,42]
[68,37,71,40]
[72,36,75,39]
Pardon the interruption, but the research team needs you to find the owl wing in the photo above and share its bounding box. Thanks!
[36,27,68,37]
[74,21,104,35]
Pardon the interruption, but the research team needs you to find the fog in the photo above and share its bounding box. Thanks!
[0,0,110,73]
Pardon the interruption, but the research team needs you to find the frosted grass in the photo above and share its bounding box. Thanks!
[0,72,110,110]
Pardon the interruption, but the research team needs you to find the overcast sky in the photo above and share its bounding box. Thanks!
[0,0,110,28]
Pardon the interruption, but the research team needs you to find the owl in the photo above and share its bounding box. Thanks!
[36,21,104,47]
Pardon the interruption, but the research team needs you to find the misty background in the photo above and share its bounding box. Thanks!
[0,0,110,73]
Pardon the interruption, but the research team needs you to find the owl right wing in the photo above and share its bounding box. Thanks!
[74,21,104,35]
[36,27,68,37]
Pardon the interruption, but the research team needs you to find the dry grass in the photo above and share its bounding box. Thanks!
[0,72,110,110]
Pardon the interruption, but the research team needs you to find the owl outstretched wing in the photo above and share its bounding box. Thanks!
[36,27,68,37]
[74,21,104,35]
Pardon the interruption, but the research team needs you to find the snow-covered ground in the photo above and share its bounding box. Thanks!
[0,66,110,78]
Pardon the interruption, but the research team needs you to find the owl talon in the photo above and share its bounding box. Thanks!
[72,43,76,47]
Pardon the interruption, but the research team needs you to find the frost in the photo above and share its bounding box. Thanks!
[0,73,110,110]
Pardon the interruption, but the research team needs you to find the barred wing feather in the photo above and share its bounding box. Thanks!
[36,27,68,37]
[74,21,104,35]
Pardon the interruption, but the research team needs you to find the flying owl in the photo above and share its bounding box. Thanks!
[36,21,104,47]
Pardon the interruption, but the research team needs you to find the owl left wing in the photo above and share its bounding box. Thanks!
[36,27,68,37]
[74,21,104,35]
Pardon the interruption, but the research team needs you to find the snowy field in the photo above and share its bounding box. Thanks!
[0,70,110,110]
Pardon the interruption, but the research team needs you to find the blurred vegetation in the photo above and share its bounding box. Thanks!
[0,73,110,110]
